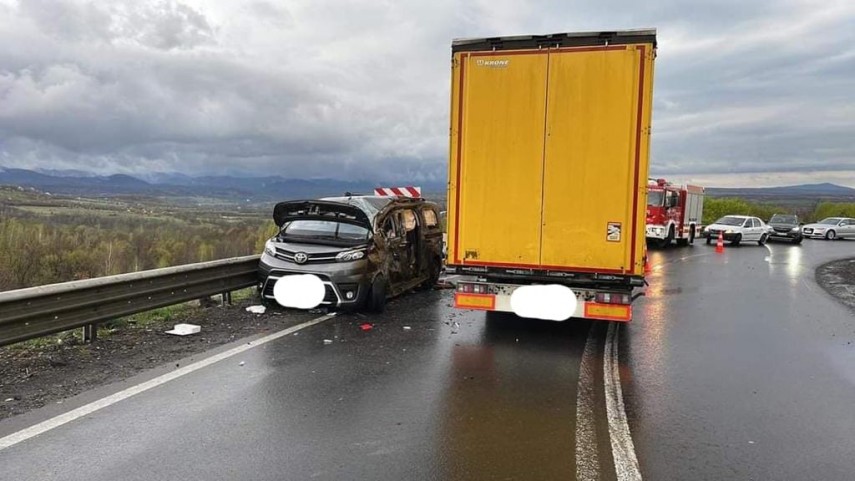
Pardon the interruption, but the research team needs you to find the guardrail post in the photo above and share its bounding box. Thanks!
[82,323,97,343]
[223,291,232,306]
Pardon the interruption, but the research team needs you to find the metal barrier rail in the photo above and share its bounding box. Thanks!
[0,255,261,347]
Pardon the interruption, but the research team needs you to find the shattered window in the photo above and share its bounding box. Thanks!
[423,208,438,227]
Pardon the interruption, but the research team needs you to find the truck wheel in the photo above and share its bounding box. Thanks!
[825,230,837,240]
[731,234,742,246]
[366,276,387,313]
[758,234,768,246]
[660,226,675,249]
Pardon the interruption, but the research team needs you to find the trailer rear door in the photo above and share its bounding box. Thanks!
[454,53,548,266]
[540,46,651,274]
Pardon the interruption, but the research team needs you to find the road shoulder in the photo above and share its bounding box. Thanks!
[816,257,855,311]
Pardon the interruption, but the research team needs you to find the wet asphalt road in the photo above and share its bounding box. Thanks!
[1,239,854,480]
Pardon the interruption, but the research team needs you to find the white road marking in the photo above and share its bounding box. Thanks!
[604,322,642,481]
[575,324,600,481]
[0,313,337,451]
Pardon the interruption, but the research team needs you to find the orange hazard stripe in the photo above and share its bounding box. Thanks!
[454,293,496,310]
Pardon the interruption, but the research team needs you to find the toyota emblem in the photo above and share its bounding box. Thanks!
[293,252,308,264]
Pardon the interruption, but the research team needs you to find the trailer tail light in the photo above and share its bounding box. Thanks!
[595,292,631,305]
[458,283,489,294]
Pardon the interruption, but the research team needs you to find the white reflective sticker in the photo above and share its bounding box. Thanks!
[510,284,577,321]
[273,274,326,309]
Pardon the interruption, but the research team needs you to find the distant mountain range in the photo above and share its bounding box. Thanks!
[705,182,855,198]
[2,167,854,202]
[0,167,447,201]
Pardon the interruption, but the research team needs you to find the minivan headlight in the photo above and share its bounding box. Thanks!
[264,240,276,257]
[336,250,365,262]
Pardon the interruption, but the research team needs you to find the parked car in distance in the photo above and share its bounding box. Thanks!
[802,217,855,240]
[258,195,444,312]
[766,214,803,244]
[703,215,770,246]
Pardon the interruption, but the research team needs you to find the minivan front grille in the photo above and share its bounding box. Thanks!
[274,247,340,264]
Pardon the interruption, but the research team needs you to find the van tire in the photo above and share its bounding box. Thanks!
[366,276,387,313]
[420,257,442,290]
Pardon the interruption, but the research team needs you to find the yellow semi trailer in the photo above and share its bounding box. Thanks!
[446,30,656,322]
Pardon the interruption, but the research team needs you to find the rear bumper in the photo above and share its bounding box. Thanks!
[452,280,634,322]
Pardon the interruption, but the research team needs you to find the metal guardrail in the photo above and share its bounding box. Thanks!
[0,255,261,347]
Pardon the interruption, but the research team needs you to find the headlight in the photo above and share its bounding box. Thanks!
[264,240,276,257]
[725,229,733,234]
[336,250,365,262]
[791,227,799,232]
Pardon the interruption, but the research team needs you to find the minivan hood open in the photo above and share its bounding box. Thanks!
[273,200,372,229]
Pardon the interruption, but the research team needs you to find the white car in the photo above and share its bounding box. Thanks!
[802,217,855,240]
[703,215,770,246]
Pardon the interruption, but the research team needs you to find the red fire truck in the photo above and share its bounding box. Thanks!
[646,178,705,248]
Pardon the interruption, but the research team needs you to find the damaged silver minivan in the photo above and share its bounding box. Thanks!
[258,195,443,312]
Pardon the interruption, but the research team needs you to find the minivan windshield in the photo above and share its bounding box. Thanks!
[714,216,747,226]
[818,218,842,225]
[770,215,797,224]
[281,220,369,245]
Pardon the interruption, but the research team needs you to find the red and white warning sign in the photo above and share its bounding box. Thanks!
[374,186,421,198]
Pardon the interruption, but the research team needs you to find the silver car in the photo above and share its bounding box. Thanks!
[802,217,855,240]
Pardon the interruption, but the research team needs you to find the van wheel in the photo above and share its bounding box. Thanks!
[366,276,387,313]
[420,257,442,290]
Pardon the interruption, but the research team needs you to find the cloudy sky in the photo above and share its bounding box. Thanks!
[0,0,853,187]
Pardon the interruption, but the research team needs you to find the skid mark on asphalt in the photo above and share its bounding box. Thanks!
[576,324,601,481]
[0,313,337,451]
[604,323,642,481]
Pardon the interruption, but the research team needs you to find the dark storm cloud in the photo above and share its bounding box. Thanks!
[0,0,853,185]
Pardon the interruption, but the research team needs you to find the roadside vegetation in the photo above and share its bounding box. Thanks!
[702,197,855,225]
[0,188,277,291]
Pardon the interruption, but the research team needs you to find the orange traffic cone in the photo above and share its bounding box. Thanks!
[715,231,724,254]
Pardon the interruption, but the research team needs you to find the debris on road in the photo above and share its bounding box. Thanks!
[323,339,334,345]
[451,322,460,334]
[403,326,412,330]
[360,323,374,331]
[245,305,267,314]
[165,323,201,336]
[239,361,245,367]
